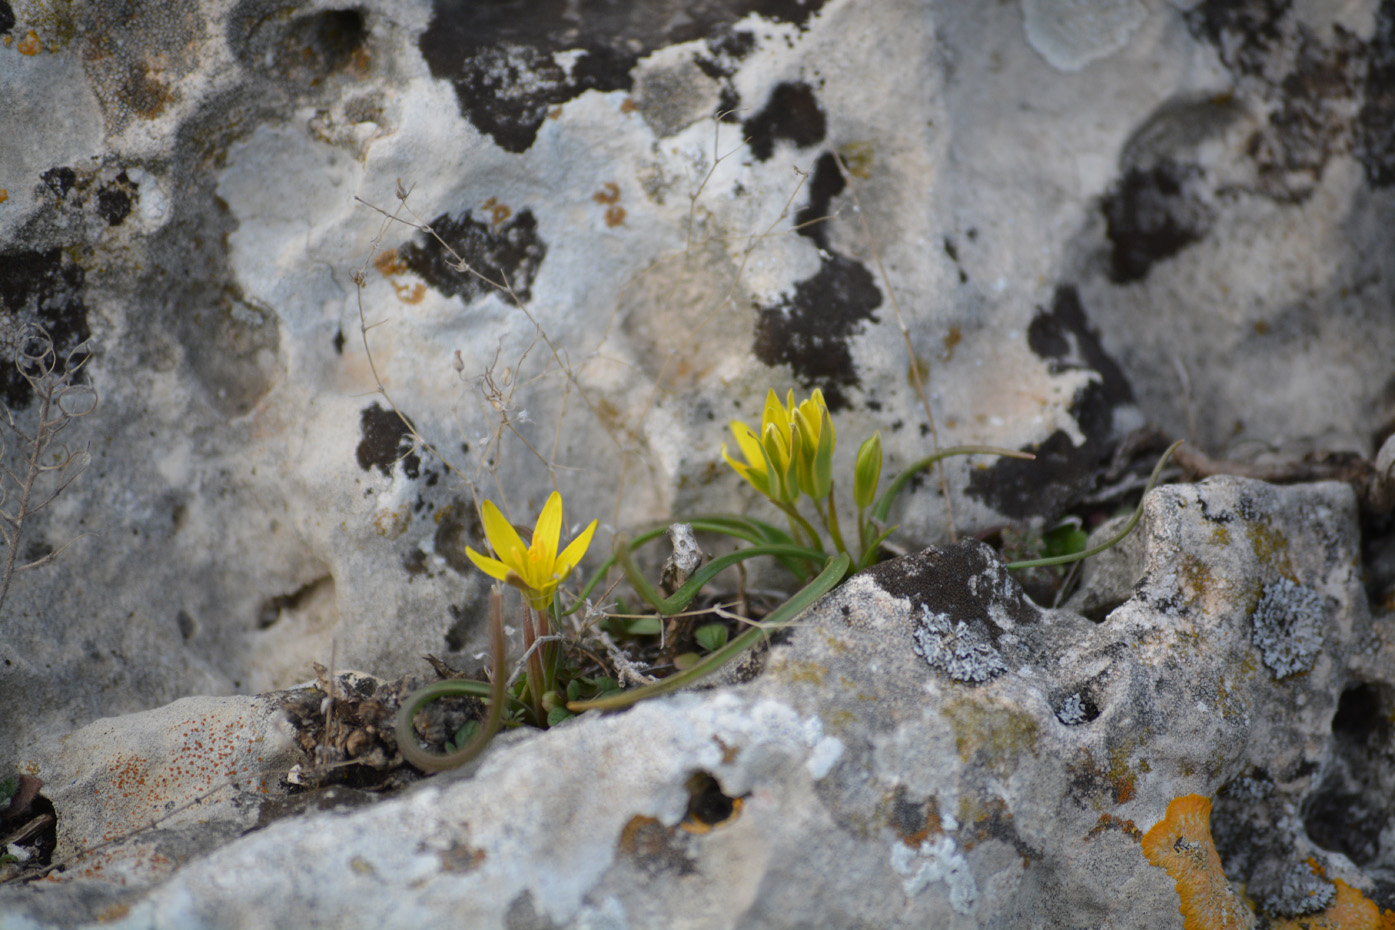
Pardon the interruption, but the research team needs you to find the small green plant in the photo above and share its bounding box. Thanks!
[393,379,1182,771]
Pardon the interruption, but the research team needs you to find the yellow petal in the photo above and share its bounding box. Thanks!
[763,389,789,437]
[723,442,770,496]
[532,492,563,566]
[729,421,765,471]
[555,518,598,578]
[465,546,513,581]
[480,500,527,572]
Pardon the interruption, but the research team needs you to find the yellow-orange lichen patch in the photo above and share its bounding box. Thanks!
[1086,812,1142,841]
[482,196,511,227]
[18,30,42,55]
[1141,794,1255,929]
[1270,878,1395,930]
[371,248,426,304]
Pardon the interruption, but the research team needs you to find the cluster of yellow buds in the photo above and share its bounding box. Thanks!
[721,387,884,558]
[721,389,836,504]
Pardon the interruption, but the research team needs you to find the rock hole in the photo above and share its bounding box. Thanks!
[1302,683,1393,866]
[257,575,334,630]
[679,771,743,834]
[1053,688,1101,725]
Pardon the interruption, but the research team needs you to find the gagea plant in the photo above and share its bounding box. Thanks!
[394,382,1181,771]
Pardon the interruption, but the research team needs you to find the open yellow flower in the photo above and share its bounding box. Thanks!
[465,492,597,610]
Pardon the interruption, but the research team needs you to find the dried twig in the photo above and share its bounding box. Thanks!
[0,324,96,617]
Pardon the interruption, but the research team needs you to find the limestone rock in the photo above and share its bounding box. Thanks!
[3,476,1390,929]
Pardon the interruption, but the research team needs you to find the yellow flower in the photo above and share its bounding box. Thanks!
[722,389,796,503]
[721,388,835,504]
[465,492,597,610]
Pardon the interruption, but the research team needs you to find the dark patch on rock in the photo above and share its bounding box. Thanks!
[863,540,1039,630]
[176,283,281,418]
[332,329,345,354]
[885,787,941,846]
[398,208,545,305]
[433,498,482,576]
[230,5,370,87]
[1023,286,1131,391]
[1302,683,1393,865]
[696,26,755,81]
[95,173,138,226]
[615,815,699,878]
[504,890,563,930]
[1185,0,1368,201]
[1184,0,1291,80]
[752,253,880,411]
[40,166,75,200]
[444,603,472,652]
[794,151,844,250]
[0,248,92,409]
[401,547,429,578]
[176,609,196,641]
[356,402,421,479]
[966,287,1132,520]
[1101,161,1212,283]
[295,8,368,71]
[256,576,332,630]
[742,81,826,162]
[1357,0,1395,187]
[716,85,742,121]
[419,0,826,153]
[960,796,1041,867]
[0,3,14,35]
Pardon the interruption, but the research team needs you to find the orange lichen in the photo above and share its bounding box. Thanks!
[18,30,42,55]
[372,248,409,276]
[1143,797,1395,930]
[482,196,511,227]
[371,248,426,304]
[1270,878,1395,930]
[1141,794,1255,929]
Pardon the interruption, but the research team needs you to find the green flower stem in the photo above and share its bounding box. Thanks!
[823,486,849,556]
[567,553,851,713]
[871,445,1036,524]
[1006,440,1182,570]
[775,501,823,555]
[617,534,829,616]
[520,605,547,724]
[395,588,510,772]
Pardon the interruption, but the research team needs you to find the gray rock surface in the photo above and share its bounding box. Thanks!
[2,0,1395,924]
[2,0,1392,766]
[4,476,1392,928]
